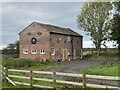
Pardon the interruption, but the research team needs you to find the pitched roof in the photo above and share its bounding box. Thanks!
[37,22,82,37]
[19,22,83,37]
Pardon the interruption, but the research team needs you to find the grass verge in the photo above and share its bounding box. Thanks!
[82,63,119,76]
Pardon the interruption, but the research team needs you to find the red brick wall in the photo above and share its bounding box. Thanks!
[19,22,50,60]
[50,33,82,60]
[72,36,83,59]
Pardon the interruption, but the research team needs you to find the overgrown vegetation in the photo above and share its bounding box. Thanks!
[100,51,118,58]
[2,55,61,70]
[83,49,118,59]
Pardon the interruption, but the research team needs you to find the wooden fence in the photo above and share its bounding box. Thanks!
[1,66,120,89]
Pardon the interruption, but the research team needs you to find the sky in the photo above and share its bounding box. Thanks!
[1,2,115,49]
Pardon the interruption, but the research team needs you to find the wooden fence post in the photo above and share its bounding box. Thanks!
[4,67,8,83]
[30,70,33,88]
[52,71,56,90]
[1,66,4,82]
[82,73,86,89]
[106,85,108,90]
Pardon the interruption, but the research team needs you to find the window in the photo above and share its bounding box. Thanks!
[71,40,73,44]
[23,49,28,54]
[64,40,66,43]
[31,37,37,44]
[77,40,79,46]
[51,48,55,55]
[77,40,78,44]
[40,50,45,54]
[67,36,71,41]
[57,39,59,43]
[57,38,61,43]
[31,49,37,54]
[50,38,51,41]
[73,49,76,59]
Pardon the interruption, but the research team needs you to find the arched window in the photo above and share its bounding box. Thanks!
[23,49,28,54]
[40,50,45,54]
[31,49,37,54]
[51,48,55,55]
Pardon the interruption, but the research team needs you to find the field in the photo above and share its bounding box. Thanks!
[1,49,119,89]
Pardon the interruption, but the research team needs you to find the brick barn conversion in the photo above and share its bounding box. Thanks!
[19,21,83,61]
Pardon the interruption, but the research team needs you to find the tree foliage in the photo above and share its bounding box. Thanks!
[110,2,120,58]
[2,41,19,55]
[77,2,112,56]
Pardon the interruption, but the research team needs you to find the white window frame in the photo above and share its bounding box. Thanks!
[51,48,55,55]
[23,49,28,54]
[31,49,37,54]
[80,49,83,59]
[40,50,45,54]
[67,36,71,41]
[73,49,76,59]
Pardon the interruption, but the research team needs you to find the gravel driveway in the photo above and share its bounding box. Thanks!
[49,58,119,87]
[50,58,116,73]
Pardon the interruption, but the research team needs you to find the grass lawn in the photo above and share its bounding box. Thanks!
[82,63,119,76]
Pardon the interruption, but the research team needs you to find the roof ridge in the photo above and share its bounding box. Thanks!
[36,21,70,30]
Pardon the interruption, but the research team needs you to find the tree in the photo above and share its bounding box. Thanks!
[77,2,112,56]
[14,41,19,54]
[110,2,120,59]
[2,40,19,55]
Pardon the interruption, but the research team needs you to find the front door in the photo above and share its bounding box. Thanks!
[64,49,68,60]
[61,49,68,60]
[50,48,55,60]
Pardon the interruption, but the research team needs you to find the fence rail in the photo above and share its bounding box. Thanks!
[1,66,120,89]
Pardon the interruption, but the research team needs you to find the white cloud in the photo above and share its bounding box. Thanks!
[0,45,7,50]
[2,0,115,2]
[104,41,117,48]
[2,0,89,2]
[0,2,2,51]
[83,40,117,48]
[2,2,115,48]
[83,41,94,48]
